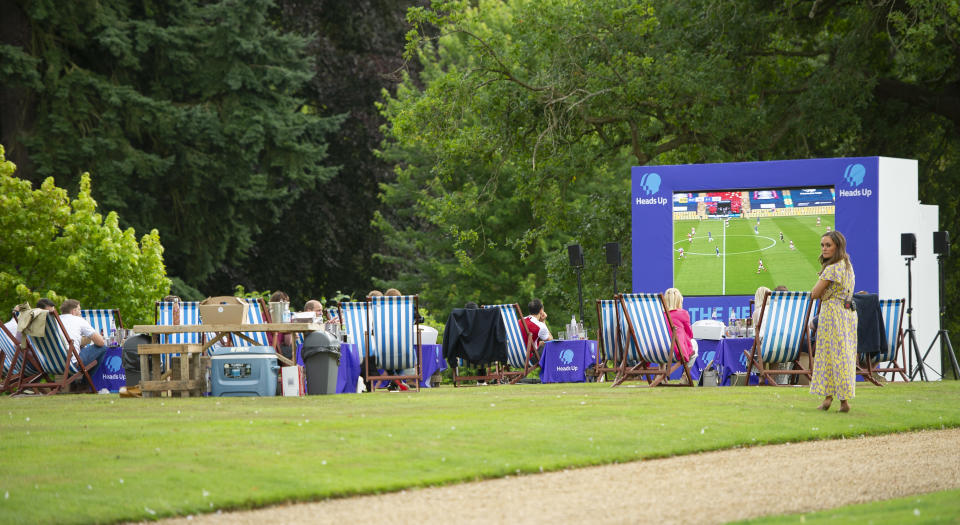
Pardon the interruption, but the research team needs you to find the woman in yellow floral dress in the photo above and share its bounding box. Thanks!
[810,231,857,412]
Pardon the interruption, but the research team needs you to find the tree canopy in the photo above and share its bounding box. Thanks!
[0,145,169,325]
[0,0,343,295]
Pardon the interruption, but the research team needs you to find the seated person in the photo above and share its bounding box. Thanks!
[663,288,695,362]
[384,288,402,297]
[752,286,772,329]
[58,299,108,374]
[302,299,324,320]
[520,299,553,361]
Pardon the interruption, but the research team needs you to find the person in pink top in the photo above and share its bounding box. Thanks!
[663,288,695,362]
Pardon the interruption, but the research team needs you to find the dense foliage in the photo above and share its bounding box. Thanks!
[0,0,343,296]
[0,146,169,325]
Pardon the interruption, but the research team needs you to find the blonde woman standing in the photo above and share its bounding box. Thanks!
[809,231,857,412]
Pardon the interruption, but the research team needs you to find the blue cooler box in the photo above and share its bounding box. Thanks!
[210,346,279,397]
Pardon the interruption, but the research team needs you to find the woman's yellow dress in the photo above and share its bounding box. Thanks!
[810,261,858,400]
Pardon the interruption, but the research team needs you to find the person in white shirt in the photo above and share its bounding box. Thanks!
[59,299,107,373]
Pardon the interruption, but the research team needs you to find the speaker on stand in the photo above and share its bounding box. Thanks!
[922,231,960,379]
[568,244,585,322]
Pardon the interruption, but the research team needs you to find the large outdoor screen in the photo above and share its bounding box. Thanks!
[671,186,835,296]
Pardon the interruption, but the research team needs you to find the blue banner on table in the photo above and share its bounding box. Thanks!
[539,340,597,383]
[90,345,126,393]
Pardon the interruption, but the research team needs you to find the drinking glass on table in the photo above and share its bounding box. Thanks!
[558,331,566,341]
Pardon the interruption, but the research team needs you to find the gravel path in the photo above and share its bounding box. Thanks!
[158,428,960,525]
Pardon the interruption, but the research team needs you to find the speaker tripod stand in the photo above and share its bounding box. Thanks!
[919,253,960,379]
[904,257,931,381]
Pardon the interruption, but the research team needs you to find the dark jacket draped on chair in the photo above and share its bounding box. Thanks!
[442,308,507,367]
[853,293,887,356]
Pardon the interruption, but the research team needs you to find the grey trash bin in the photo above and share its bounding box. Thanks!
[301,330,341,395]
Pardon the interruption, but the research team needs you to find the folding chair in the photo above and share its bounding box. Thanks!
[594,299,623,382]
[365,295,422,392]
[80,308,125,340]
[1,322,49,393]
[483,303,537,384]
[18,311,98,394]
[231,298,272,347]
[155,301,204,345]
[873,298,909,382]
[744,290,814,386]
[614,293,693,387]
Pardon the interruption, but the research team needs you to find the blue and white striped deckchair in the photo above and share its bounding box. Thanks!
[595,299,623,380]
[155,301,204,345]
[20,312,97,394]
[232,298,271,347]
[365,295,421,392]
[80,309,124,340]
[340,301,370,360]
[615,293,692,387]
[746,290,814,386]
[483,303,536,384]
[873,298,908,382]
[1,322,46,393]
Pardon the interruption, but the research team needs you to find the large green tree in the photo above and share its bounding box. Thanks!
[0,145,169,325]
[380,0,960,353]
[0,0,342,294]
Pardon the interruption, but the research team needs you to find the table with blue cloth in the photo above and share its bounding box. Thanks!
[90,344,126,393]
[667,338,758,385]
[539,340,597,383]
[419,344,448,387]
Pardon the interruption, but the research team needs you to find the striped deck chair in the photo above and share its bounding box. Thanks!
[872,298,908,382]
[340,301,370,362]
[231,298,272,347]
[1,321,48,394]
[155,301,204,345]
[80,309,124,340]
[595,299,623,382]
[19,311,98,394]
[744,290,814,386]
[365,295,421,392]
[483,303,537,384]
[614,293,693,387]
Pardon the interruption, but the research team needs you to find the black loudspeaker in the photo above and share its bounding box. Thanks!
[933,231,950,257]
[567,244,584,268]
[605,242,621,266]
[901,233,917,257]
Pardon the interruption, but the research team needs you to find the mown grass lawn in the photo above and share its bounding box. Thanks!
[2,382,959,524]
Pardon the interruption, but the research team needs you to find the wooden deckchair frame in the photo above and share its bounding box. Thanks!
[1,321,50,394]
[17,309,98,395]
[744,291,814,386]
[613,293,693,388]
[487,304,540,385]
[364,295,422,393]
[870,298,909,382]
[594,299,622,382]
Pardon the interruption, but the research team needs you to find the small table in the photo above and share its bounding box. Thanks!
[539,340,597,383]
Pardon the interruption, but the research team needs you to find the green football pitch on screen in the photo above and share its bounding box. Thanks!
[673,215,835,296]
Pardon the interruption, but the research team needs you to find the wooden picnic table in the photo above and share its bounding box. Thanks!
[132,323,323,366]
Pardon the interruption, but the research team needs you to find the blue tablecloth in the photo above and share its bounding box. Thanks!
[539,340,597,383]
[90,345,125,393]
[666,338,757,385]
[420,344,447,387]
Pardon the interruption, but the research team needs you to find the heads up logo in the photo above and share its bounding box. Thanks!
[636,172,668,206]
[559,349,574,365]
[104,355,123,373]
[838,162,872,198]
[843,163,865,187]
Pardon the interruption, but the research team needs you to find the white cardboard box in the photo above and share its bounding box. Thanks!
[281,365,305,396]
[692,320,725,340]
